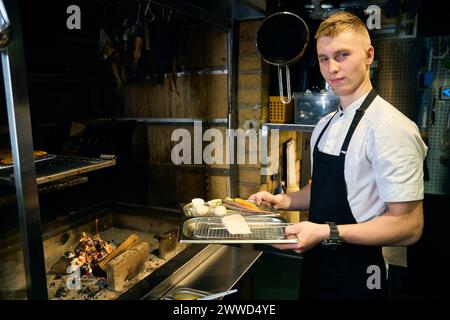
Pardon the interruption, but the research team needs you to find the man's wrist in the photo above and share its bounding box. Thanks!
[321,223,331,241]
[321,222,342,248]
[274,193,289,210]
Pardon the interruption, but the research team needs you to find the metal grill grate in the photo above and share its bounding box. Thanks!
[0,154,57,170]
[192,221,289,240]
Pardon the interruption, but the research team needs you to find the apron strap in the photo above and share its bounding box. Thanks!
[314,110,339,150]
[340,89,378,154]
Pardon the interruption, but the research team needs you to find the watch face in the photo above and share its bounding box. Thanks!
[323,243,340,249]
[323,222,341,249]
[321,239,341,249]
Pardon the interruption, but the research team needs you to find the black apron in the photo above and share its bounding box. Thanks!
[300,89,387,300]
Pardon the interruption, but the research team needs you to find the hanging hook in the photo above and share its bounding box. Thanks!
[0,0,10,25]
[0,0,12,50]
[144,1,155,22]
[167,9,173,22]
[137,2,141,23]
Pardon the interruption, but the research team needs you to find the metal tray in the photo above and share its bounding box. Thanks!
[0,155,116,185]
[162,287,211,300]
[181,202,280,218]
[179,216,297,244]
[0,154,56,170]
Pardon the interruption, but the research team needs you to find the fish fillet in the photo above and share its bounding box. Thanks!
[221,214,252,235]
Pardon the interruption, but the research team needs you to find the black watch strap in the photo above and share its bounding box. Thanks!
[322,222,341,248]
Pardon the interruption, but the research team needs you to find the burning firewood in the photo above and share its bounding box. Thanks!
[54,232,116,276]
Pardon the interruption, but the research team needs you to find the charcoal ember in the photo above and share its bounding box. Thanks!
[70,232,114,276]
[81,274,93,281]
[49,282,56,288]
[64,250,75,259]
[95,278,107,289]
[82,286,92,295]
[53,273,62,280]
[87,289,99,298]
[80,265,91,275]
[55,286,66,298]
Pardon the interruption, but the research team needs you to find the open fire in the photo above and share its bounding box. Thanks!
[0,211,187,300]
[48,226,184,300]
[65,232,115,276]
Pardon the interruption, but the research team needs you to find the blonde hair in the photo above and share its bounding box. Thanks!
[315,11,370,44]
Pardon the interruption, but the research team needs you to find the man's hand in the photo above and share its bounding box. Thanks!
[249,184,311,211]
[272,222,330,253]
[248,191,289,210]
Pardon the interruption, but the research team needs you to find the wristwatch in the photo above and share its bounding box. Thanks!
[322,222,341,249]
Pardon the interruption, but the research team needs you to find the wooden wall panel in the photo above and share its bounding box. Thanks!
[147,165,207,208]
[179,32,227,68]
[147,126,183,163]
[122,74,228,119]
[120,30,228,207]
[206,75,228,118]
[209,175,229,200]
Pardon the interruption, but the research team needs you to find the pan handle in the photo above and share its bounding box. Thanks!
[278,65,292,104]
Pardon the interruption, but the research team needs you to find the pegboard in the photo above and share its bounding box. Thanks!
[425,102,450,195]
[373,38,422,121]
[422,36,450,195]
[373,36,450,195]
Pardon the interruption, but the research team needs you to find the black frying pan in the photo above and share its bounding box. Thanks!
[256,12,309,104]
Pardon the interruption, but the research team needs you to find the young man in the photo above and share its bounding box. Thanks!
[249,12,427,300]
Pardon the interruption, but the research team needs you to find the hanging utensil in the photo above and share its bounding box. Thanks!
[256,12,309,104]
[144,1,155,22]
[0,0,12,50]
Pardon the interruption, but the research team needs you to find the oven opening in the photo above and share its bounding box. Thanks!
[0,209,188,300]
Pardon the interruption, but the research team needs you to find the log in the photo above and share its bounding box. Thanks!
[106,242,149,291]
[98,234,139,271]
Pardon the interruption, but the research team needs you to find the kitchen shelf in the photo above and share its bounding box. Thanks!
[262,123,315,132]
[0,176,89,207]
[0,155,116,185]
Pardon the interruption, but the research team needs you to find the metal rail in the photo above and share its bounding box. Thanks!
[1,0,48,299]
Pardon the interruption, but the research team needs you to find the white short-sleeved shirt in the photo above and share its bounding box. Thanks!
[310,92,428,223]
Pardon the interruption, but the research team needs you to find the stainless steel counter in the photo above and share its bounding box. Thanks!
[143,244,262,300]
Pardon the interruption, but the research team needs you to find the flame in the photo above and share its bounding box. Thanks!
[68,231,115,275]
